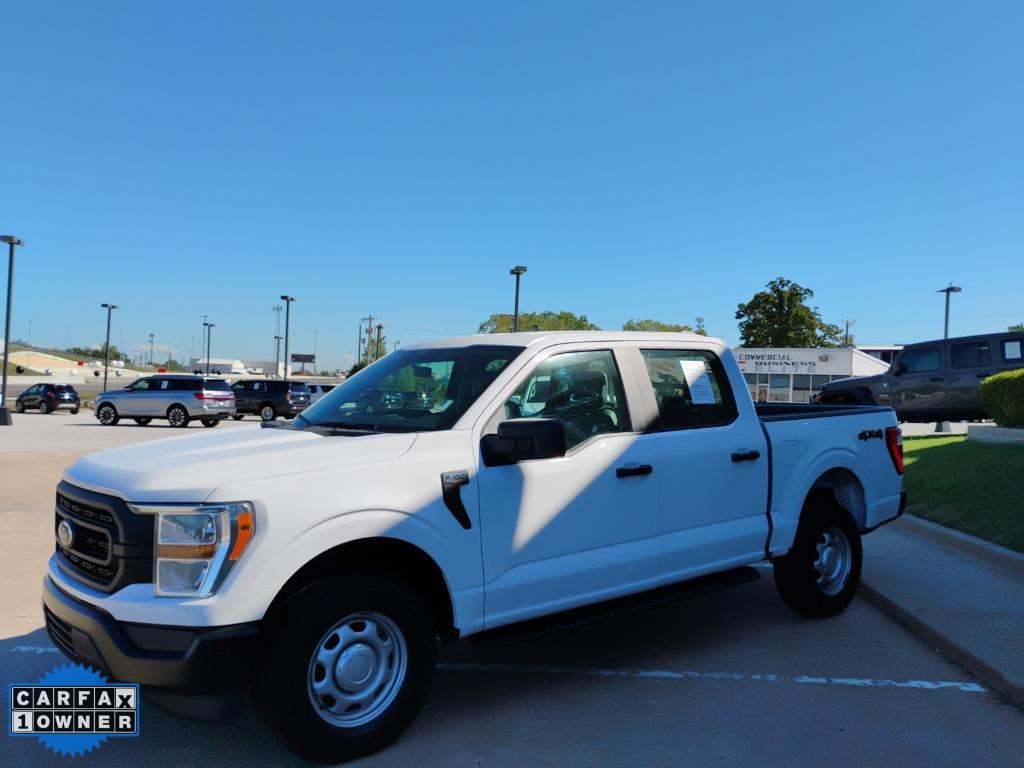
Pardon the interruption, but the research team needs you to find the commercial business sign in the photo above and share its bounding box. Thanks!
[290,353,315,363]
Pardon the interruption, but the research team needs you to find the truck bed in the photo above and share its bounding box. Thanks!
[755,402,894,422]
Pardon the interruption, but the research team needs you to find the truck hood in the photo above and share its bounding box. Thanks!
[64,424,418,502]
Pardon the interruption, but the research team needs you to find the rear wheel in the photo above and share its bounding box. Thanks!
[70,407,80,415]
[39,401,51,414]
[260,404,277,422]
[773,497,862,617]
[167,405,190,428]
[201,418,219,428]
[96,403,119,426]
[255,572,436,764]
[133,417,152,426]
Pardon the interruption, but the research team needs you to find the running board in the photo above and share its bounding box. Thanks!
[474,566,760,646]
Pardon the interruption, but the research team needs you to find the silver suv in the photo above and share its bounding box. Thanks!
[94,375,235,428]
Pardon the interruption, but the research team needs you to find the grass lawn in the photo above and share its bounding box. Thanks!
[903,435,1024,553]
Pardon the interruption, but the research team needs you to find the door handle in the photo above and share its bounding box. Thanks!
[929,377,944,382]
[731,450,761,462]
[616,464,653,478]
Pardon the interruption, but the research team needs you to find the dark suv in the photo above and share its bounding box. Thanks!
[231,380,312,421]
[16,383,80,414]
[818,332,1024,421]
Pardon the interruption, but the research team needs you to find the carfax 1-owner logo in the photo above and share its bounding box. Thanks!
[7,662,140,756]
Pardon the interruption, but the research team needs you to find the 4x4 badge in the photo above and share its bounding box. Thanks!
[858,429,883,441]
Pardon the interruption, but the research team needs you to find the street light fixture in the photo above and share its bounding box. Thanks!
[100,304,119,392]
[509,265,527,332]
[936,284,962,339]
[280,295,295,379]
[0,235,25,426]
[203,322,215,375]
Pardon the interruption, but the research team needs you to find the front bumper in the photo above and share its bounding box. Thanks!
[42,575,259,693]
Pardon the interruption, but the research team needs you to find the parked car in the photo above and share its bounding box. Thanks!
[818,332,1024,421]
[15,383,80,414]
[93,375,234,428]
[231,379,311,421]
[43,332,905,763]
[307,383,337,404]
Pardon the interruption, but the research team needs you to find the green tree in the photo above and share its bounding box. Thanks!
[622,318,709,336]
[478,310,600,333]
[1009,323,1024,332]
[735,277,841,347]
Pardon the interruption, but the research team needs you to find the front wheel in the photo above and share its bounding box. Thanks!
[15,401,25,413]
[773,498,862,618]
[256,572,437,764]
[167,405,190,428]
[96,403,119,426]
[201,418,219,428]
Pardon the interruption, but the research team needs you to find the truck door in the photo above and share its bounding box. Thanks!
[890,345,947,421]
[476,346,662,628]
[630,346,769,581]
[947,339,994,419]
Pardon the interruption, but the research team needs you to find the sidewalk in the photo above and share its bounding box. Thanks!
[860,516,1024,709]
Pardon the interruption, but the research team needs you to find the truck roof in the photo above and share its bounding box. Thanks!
[402,330,725,350]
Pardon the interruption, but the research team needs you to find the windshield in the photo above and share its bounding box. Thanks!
[298,345,524,432]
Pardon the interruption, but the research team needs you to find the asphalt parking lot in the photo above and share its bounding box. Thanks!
[2,412,1022,766]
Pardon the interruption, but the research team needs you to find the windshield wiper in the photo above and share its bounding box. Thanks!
[303,421,383,433]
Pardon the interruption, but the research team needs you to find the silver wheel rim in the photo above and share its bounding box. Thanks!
[169,408,186,427]
[261,406,274,421]
[307,612,408,729]
[814,526,852,596]
[98,406,114,424]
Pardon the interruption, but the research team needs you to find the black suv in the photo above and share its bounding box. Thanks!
[16,383,80,414]
[231,380,312,421]
[818,332,1024,421]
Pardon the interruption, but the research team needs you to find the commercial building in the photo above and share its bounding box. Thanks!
[733,347,890,403]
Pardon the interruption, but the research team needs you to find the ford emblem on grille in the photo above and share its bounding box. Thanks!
[57,519,75,549]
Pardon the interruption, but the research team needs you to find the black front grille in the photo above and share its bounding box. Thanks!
[55,481,154,593]
[44,606,75,658]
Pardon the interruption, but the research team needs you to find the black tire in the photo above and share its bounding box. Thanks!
[167,404,190,428]
[231,414,245,421]
[255,572,437,764]
[133,417,152,426]
[70,407,80,415]
[14,401,24,413]
[39,401,51,414]
[201,418,219,428]
[96,403,119,426]
[773,495,862,618]
[259,403,277,422]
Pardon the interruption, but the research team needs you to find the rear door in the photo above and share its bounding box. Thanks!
[948,340,995,419]
[630,346,769,580]
[144,378,172,416]
[890,345,947,421]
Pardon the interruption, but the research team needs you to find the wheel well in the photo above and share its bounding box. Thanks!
[805,468,867,530]
[166,403,187,417]
[264,537,457,642]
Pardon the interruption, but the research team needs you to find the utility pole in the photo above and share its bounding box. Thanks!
[356,323,363,366]
[375,324,383,359]
[313,329,318,374]
[360,315,374,362]
[842,319,856,348]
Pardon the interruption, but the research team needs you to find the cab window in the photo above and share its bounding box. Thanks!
[640,349,737,429]
[951,342,991,369]
[900,347,941,373]
[505,350,629,450]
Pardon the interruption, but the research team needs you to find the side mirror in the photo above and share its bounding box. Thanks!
[481,418,566,467]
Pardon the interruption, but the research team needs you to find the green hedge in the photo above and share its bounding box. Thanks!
[981,369,1024,427]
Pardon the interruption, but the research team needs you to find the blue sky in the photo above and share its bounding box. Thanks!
[2,1,1021,368]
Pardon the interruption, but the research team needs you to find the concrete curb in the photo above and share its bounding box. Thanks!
[895,515,1024,578]
[858,581,1024,711]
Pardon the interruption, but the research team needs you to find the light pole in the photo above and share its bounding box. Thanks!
[274,335,282,377]
[937,284,962,339]
[842,319,855,348]
[375,324,383,359]
[203,322,214,375]
[313,329,318,374]
[100,304,118,392]
[356,323,363,366]
[280,295,295,379]
[0,235,25,426]
[509,265,527,332]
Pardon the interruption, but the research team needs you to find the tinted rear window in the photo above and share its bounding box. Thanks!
[203,379,231,391]
[54,385,76,392]
[169,379,201,391]
[289,383,311,394]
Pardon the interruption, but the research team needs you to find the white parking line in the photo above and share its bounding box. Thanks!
[437,662,986,694]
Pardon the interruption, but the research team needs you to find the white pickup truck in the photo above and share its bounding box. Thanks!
[43,332,906,763]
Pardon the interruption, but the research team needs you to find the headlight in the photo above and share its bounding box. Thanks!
[131,502,255,597]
